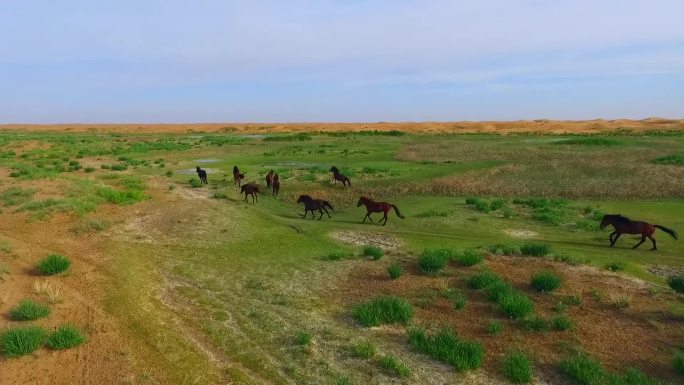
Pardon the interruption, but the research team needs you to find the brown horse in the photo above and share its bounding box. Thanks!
[266,170,274,188]
[233,166,245,187]
[357,196,404,225]
[195,167,208,184]
[600,214,677,250]
[330,166,351,187]
[272,174,280,196]
[297,195,334,220]
[240,183,259,203]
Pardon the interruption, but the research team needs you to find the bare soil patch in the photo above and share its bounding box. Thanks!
[330,230,401,249]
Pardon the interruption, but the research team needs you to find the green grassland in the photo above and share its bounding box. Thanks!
[1,130,683,384]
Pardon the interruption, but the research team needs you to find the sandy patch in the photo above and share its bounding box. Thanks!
[503,228,539,238]
[330,230,401,249]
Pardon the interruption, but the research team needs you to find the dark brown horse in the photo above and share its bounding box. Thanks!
[233,166,245,187]
[357,196,404,225]
[195,167,208,184]
[600,214,677,250]
[240,183,259,203]
[330,166,351,187]
[266,170,274,188]
[272,174,280,196]
[297,195,334,220]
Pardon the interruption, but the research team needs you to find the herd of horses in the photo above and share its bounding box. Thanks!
[195,166,678,248]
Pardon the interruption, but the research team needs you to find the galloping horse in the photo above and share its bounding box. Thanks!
[357,196,404,225]
[600,214,678,250]
[240,183,260,203]
[330,166,351,187]
[297,195,334,220]
[266,170,275,188]
[272,174,280,196]
[233,166,245,187]
[196,167,208,184]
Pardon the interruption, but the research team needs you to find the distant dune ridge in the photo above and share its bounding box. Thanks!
[1,118,683,134]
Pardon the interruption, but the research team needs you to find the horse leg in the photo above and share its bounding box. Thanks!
[323,207,331,218]
[243,193,248,202]
[610,233,622,247]
[382,212,388,226]
[632,235,646,249]
[648,236,657,251]
[609,231,616,244]
[302,210,308,218]
[318,209,323,220]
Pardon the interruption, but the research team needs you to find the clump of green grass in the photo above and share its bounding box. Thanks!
[562,295,582,306]
[673,350,684,375]
[465,197,492,213]
[667,276,684,294]
[71,218,111,234]
[36,254,71,275]
[188,178,203,188]
[110,163,128,171]
[96,187,145,205]
[212,192,228,199]
[552,315,573,331]
[165,170,174,177]
[554,137,622,146]
[352,296,414,327]
[326,250,348,261]
[520,316,549,332]
[353,340,376,359]
[387,263,404,279]
[46,325,86,350]
[295,331,312,346]
[0,187,35,207]
[487,320,503,335]
[553,254,589,266]
[441,289,467,310]
[407,327,484,372]
[468,271,502,289]
[520,242,551,256]
[653,154,684,165]
[379,355,411,378]
[502,350,533,383]
[488,244,518,255]
[498,292,535,319]
[531,271,562,292]
[84,166,96,173]
[363,245,384,260]
[415,209,450,218]
[559,353,665,385]
[9,300,50,321]
[454,250,484,266]
[0,326,47,358]
[417,248,452,274]
[605,261,626,272]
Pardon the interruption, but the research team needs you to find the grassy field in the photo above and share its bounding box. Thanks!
[0,129,682,384]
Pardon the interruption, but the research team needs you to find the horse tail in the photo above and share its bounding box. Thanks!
[391,204,405,219]
[654,225,678,240]
[324,201,334,212]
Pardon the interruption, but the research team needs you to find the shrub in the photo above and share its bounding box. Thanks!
[379,355,411,378]
[418,248,451,274]
[295,331,312,346]
[605,261,626,272]
[667,276,684,294]
[408,327,484,372]
[188,178,203,188]
[10,300,50,321]
[455,250,484,266]
[487,320,503,336]
[46,325,86,350]
[352,296,413,327]
[552,315,573,331]
[531,271,562,292]
[363,246,383,260]
[468,271,502,289]
[502,350,532,383]
[36,254,71,275]
[0,326,46,357]
[387,263,404,279]
[353,341,375,359]
[520,243,550,256]
[673,350,684,375]
[499,292,534,319]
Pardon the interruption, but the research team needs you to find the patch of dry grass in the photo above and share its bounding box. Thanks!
[33,280,64,304]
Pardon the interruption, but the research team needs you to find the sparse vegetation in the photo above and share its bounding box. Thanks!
[605,261,626,272]
[378,355,411,378]
[552,315,573,331]
[36,254,71,275]
[352,296,413,327]
[408,327,484,372]
[502,350,532,383]
[46,325,86,350]
[72,217,111,234]
[353,341,376,359]
[559,353,666,385]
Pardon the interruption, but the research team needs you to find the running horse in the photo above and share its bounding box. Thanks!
[297,195,334,220]
[600,214,678,250]
[330,166,351,187]
[240,183,260,203]
[357,196,405,225]
[272,174,280,196]
[233,166,245,187]
[266,170,275,188]
[195,167,208,184]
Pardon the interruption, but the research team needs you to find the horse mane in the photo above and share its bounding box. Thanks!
[330,166,339,173]
[608,214,631,223]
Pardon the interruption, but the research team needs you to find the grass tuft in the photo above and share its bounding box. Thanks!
[552,315,573,331]
[379,355,411,378]
[605,261,626,272]
[454,249,484,266]
[387,263,404,279]
[417,248,452,274]
[667,276,684,294]
[353,340,376,359]
[531,270,562,292]
[520,242,551,256]
[295,331,312,346]
[46,325,86,350]
[673,350,684,375]
[352,296,413,327]
[408,327,484,372]
[498,292,535,319]
[502,350,533,383]
[362,246,384,260]
[559,353,666,385]
[0,326,46,357]
[487,320,503,336]
[10,299,50,321]
[36,254,71,275]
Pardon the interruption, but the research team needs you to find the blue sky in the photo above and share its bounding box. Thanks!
[1,1,683,123]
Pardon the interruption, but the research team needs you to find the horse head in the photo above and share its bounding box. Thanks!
[297,195,310,203]
[233,166,239,173]
[330,166,339,173]
[196,167,201,172]
[599,214,619,229]
[357,197,368,207]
